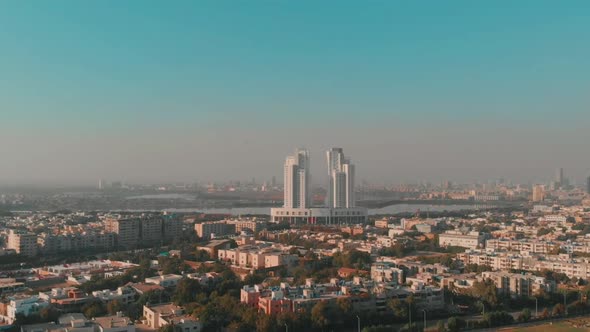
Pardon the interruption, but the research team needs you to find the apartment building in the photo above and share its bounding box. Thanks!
[371,263,404,284]
[143,303,202,331]
[7,230,38,257]
[486,239,554,254]
[105,218,140,248]
[194,221,236,240]
[481,271,555,297]
[227,219,265,234]
[38,232,116,255]
[105,216,182,249]
[438,230,484,250]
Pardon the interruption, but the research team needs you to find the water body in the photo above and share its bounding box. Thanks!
[125,193,196,200]
[160,204,491,216]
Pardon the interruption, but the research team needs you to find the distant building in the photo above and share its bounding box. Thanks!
[194,221,236,240]
[326,148,355,208]
[105,216,182,249]
[7,230,38,257]
[374,219,389,228]
[371,263,403,284]
[556,167,564,189]
[481,271,555,298]
[438,230,484,250]
[532,185,545,202]
[271,148,367,225]
[586,176,590,195]
[283,149,311,209]
[143,303,202,331]
[144,274,183,288]
[105,218,140,248]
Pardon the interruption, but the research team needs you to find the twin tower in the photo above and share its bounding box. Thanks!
[272,148,366,225]
[284,148,355,209]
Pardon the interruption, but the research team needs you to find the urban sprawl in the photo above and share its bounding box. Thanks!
[1,150,590,332]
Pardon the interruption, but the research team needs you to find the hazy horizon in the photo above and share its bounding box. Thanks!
[1,1,589,187]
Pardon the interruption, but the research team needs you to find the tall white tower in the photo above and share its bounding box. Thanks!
[283,149,310,208]
[326,148,355,208]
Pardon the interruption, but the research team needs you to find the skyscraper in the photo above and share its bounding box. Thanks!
[326,148,355,208]
[555,168,564,188]
[283,149,310,209]
[586,176,590,195]
[271,147,367,225]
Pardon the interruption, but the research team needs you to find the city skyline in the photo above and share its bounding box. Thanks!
[1,1,590,185]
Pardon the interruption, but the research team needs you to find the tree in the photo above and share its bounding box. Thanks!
[552,303,565,317]
[436,320,446,332]
[517,308,531,322]
[311,301,330,330]
[107,300,124,315]
[82,302,106,319]
[540,308,550,319]
[39,306,60,322]
[388,299,408,321]
[243,273,265,286]
[173,279,202,305]
[447,317,465,332]
[158,325,175,332]
[336,297,352,316]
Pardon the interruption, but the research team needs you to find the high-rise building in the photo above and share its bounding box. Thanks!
[271,147,367,225]
[283,149,310,209]
[555,168,564,188]
[105,218,140,248]
[532,185,545,202]
[326,148,355,208]
[7,230,38,257]
[586,176,590,195]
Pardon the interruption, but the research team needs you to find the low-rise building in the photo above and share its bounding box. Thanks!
[143,303,202,332]
[438,230,484,250]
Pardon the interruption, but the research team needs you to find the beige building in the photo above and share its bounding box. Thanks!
[481,271,555,297]
[227,220,264,234]
[105,218,140,248]
[532,185,545,202]
[143,303,202,331]
[7,230,38,257]
[374,219,389,228]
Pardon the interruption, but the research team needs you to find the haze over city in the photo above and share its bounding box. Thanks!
[1,1,589,186]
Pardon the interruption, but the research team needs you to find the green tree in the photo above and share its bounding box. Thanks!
[107,300,124,315]
[172,279,202,305]
[82,302,106,319]
[39,306,60,322]
[388,299,408,321]
[517,308,531,322]
[311,301,330,330]
[446,317,465,332]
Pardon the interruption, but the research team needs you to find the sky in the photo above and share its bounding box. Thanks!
[0,1,589,186]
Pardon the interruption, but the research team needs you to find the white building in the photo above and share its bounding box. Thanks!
[1,295,49,324]
[284,148,310,209]
[326,148,355,208]
[144,274,183,288]
[438,230,484,250]
[271,148,367,225]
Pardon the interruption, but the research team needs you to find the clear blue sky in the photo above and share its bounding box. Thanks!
[0,1,589,185]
